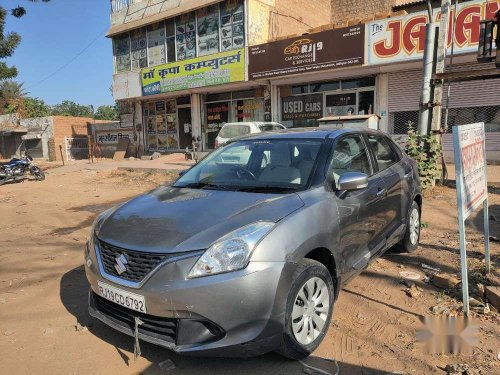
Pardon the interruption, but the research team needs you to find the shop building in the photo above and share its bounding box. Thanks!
[108,0,331,152]
[247,0,500,162]
[109,0,500,161]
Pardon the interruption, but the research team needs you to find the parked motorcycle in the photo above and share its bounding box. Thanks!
[0,152,45,186]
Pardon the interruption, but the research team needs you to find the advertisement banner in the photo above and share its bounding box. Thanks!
[249,25,364,80]
[281,94,323,121]
[367,0,500,65]
[141,48,245,95]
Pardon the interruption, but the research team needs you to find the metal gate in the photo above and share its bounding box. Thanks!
[64,137,89,161]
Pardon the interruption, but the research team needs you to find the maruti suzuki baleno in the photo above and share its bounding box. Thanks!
[84,128,422,359]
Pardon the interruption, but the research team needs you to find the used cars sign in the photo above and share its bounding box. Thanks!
[248,25,364,79]
[281,94,323,121]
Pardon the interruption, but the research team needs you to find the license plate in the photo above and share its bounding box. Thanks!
[97,281,146,313]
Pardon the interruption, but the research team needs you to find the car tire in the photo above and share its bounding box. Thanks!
[278,258,335,360]
[397,200,421,253]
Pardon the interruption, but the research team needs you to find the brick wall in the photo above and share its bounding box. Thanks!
[52,116,93,162]
[330,0,396,26]
[248,0,331,45]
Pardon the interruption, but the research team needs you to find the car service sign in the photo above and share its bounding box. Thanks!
[453,122,490,315]
[248,25,364,79]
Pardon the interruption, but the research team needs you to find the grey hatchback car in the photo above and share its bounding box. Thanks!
[84,128,422,359]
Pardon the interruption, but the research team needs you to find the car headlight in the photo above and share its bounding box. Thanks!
[188,222,275,279]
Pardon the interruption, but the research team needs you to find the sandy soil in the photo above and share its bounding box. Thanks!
[0,166,498,375]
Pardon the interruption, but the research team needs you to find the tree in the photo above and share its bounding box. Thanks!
[0,1,50,80]
[0,80,27,116]
[24,97,50,118]
[50,100,93,118]
[94,105,119,121]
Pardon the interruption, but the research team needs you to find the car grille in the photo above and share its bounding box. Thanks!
[93,292,177,344]
[97,239,167,283]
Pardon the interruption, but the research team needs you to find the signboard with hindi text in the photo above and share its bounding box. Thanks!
[141,48,245,95]
[453,122,490,315]
[454,123,488,219]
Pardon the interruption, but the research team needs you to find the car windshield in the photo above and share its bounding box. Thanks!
[174,139,322,193]
[218,125,251,139]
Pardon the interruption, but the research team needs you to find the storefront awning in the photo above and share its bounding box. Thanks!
[107,0,221,37]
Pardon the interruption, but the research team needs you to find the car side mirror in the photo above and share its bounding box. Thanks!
[336,172,368,191]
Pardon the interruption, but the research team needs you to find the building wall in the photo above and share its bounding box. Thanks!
[248,0,331,45]
[51,117,93,162]
[92,120,137,158]
[19,117,54,160]
[330,0,396,26]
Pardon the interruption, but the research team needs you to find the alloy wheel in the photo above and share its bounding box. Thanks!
[291,277,330,345]
[409,207,420,245]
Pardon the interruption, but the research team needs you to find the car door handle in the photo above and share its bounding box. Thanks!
[376,188,387,198]
[404,170,412,179]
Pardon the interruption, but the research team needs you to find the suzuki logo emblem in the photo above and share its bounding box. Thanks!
[114,254,128,275]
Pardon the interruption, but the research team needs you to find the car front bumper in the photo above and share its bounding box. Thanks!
[85,249,292,357]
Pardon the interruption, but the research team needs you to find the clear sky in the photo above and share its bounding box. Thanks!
[5,0,114,107]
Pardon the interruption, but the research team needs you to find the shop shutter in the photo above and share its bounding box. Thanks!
[388,70,421,112]
[388,63,500,112]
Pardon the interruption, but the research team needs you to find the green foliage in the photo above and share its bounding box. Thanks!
[0,80,27,116]
[24,97,51,118]
[405,123,442,190]
[51,100,93,118]
[94,104,119,121]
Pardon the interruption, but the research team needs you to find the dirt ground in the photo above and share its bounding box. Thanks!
[0,165,498,375]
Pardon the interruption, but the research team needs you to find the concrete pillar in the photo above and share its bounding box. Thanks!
[271,83,280,123]
[190,93,203,148]
[375,73,389,133]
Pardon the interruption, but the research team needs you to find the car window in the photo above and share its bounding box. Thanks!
[175,139,322,191]
[329,135,371,183]
[259,124,284,132]
[366,135,400,172]
[219,125,251,139]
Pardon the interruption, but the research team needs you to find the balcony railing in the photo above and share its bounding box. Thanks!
[110,0,140,13]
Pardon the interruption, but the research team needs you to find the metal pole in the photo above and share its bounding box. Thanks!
[443,0,458,134]
[431,0,452,133]
[484,199,491,274]
[418,22,436,135]
[453,127,469,316]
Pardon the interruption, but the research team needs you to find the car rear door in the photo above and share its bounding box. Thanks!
[365,134,405,248]
[328,133,389,281]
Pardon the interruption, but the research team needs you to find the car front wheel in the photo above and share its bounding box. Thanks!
[278,259,334,359]
[398,201,421,253]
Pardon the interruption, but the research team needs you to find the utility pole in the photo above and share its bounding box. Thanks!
[418,20,436,135]
[430,0,452,133]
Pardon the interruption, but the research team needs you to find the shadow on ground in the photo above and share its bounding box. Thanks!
[60,266,388,375]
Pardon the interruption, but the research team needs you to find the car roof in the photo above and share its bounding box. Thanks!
[221,122,282,127]
[237,127,386,141]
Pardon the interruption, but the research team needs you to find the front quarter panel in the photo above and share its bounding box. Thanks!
[251,188,341,275]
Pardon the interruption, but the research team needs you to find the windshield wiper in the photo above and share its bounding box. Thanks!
[175,182,231,191]
[237,186,297,193]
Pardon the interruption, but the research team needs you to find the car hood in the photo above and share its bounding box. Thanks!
[96,186,304,253]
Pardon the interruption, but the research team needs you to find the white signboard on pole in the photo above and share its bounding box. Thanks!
[453,122,490,315]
